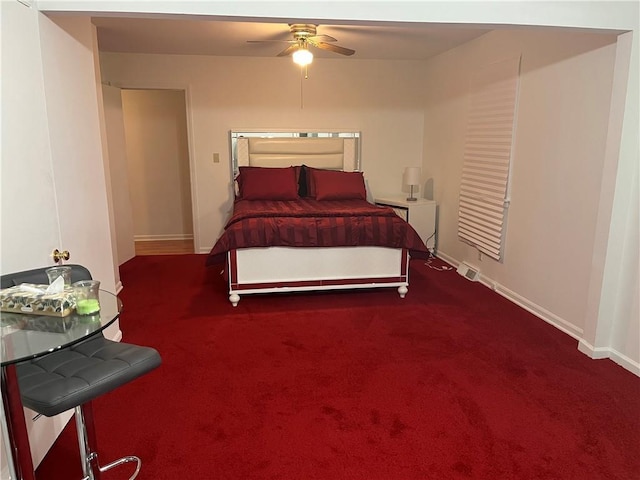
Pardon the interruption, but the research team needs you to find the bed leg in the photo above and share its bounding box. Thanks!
[398,285,408,299]
[229,293,240,307]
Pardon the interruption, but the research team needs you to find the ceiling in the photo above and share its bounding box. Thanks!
[91,17,493,60]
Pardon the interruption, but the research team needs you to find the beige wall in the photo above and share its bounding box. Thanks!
[423,29,618,335]
[100,54,427,252]
[102,84,136,265]
[121,89,193,241]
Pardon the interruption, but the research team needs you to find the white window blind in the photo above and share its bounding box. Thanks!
[458,56,521,261]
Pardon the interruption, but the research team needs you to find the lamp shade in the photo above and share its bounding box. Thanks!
[403,167,421,187]
[293,48,313,66]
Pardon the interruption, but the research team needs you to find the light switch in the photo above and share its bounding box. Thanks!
[213,153,220,163]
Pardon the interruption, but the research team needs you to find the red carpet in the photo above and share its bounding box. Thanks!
[36,254,639,479]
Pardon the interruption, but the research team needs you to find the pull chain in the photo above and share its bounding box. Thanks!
[299,65,310,109]
[300,67,306,109]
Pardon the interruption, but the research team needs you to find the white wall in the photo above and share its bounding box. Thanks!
[0,5,119,294]
[423,28,618,334]
[580,29,639,370]
[100,54,427,252]
[423,25,639,372]
[103,84,136,265]
[120,89,193,242]
[1,1,60,273]
[36,13,118,292]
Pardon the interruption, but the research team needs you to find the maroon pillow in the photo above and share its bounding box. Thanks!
[305,165,317,198]
[312,169,367,201]
[304,166,326,198]
[237,166,299,200]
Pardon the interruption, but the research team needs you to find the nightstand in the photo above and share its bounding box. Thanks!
[375,196,437,252]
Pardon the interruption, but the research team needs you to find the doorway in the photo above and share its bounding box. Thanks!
[120,88,194,256]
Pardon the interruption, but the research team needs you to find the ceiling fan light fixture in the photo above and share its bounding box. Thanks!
[292,48,313,66]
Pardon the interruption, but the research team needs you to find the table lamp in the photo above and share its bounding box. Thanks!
[403,167,421,202]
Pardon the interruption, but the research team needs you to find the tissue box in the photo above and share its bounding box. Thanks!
[0,284,76,317]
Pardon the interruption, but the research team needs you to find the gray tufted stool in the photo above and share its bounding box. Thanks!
[16,334,161,480]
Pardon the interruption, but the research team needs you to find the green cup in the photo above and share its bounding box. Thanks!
[72,280,101,315]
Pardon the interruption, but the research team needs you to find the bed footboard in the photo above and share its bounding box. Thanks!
[227,246,409,306]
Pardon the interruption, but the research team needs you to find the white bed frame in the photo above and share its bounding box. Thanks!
[226,131,411,306]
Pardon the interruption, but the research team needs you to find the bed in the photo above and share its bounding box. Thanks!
[206,132,428,306]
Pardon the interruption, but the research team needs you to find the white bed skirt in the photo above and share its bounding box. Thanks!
[226,246,409,306]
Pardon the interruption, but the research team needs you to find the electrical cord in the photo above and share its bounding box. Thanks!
[424,230,436,248]
[422,229,452,271]
[424,250,453,271]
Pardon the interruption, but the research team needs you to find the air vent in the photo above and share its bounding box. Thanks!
[457,262,480,281]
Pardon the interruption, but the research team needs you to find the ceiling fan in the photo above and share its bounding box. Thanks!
[248,24,355,65]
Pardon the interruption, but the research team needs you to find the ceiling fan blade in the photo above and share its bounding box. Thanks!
[247,40,295,44]
[306,34,337,42]
[312,42,355,56]
[277,44,299,57]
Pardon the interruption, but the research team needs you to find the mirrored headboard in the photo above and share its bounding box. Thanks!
[230,130,361,177]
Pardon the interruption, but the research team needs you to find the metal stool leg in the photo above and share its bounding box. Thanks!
[99,456,141,478]
[75,403,142,480]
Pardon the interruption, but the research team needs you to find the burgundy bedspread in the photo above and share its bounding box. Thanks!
[206,198,429,266]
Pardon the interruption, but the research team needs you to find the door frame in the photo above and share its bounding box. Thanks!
[102,81,200,254]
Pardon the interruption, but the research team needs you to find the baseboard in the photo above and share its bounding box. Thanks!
[578,339,640,376]
[134,234,194,242]
[436,250,638,377]
[490,282,583,340]
[438,250,582,336]
[432,251,457,269]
